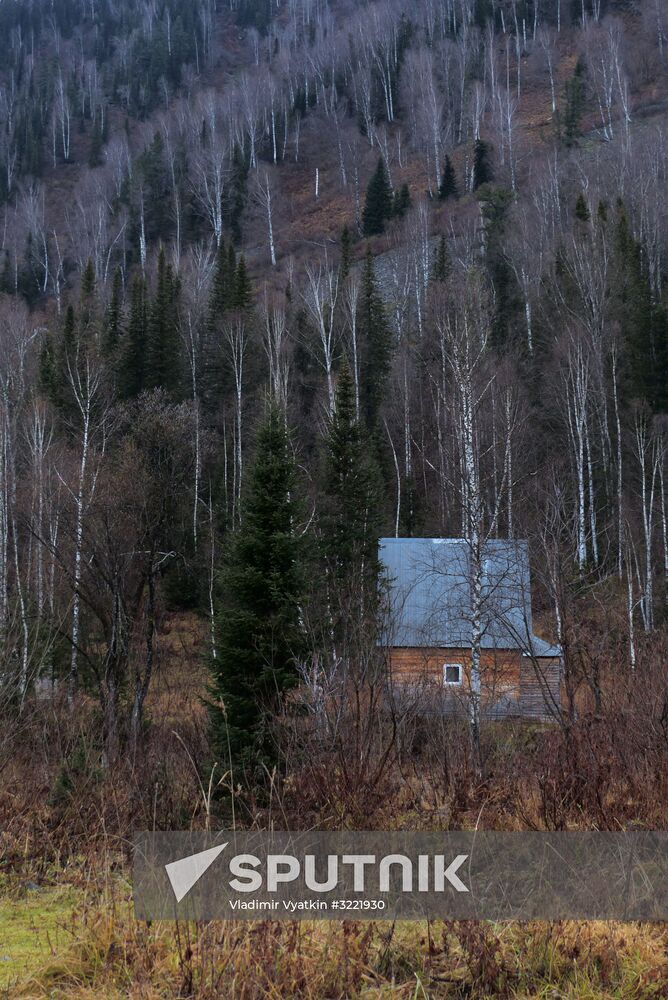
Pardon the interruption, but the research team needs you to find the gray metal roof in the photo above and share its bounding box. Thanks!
[379,538,561,657]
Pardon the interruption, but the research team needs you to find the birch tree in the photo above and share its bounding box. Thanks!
[303,257,340,416]
[224,317,247,526]
[633,408,659,634]
[560,329,591,573]
[254,169,278,268]
[432,271,511,767]
[62,352,108,696]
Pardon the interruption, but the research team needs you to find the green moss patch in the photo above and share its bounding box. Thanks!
[0,885,79,989]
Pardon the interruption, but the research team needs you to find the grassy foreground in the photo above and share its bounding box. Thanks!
[2,871,668,998]
[0,883,79,990]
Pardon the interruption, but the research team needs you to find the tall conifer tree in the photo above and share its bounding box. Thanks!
[339,225,353,282]
[614,205,668,411]
[209,238,231,325]
[358,249,393,429]
[209,404,305,774]
[438,155,458,200]
[472,139,493,190]
[147,247,181,395]
[432,235,452,283]
[119,274,148,398]
[233,254,253,311]
[104,267,123,356]
[362,158,393,236]
[320,361,381,602]
[78,259,99,343]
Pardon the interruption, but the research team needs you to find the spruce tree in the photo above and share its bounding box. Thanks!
[438,155,458,200]
[562,58,586,146]
[103,267,123,356]
[320,361,381,598]
[209,404,305,774]
[228,142,249,244]
[38,333,57,401]
[575,193,590,222]
[60,305,77,370]
[80,259,96,300]
[88,119,104,168]
[146,248,181,396]
[228,243,237,289]
[614,205,668,411]
[472,139,493,190]
[233,254,253,311]
[201,239,232,413]
[0,251,10,294]
[477,185,517,348]
[393,182,411,218]
[339,225,353,282]
[432,235,451,283]
[358,249,393,428]
[79,259,97,339]
[49,306,78,416]
[399,474,422,536]
[209,238,231,324]
[362,157,393,236]
[138,131,170,240]
[119,274,148,398]
[652,308,668,413]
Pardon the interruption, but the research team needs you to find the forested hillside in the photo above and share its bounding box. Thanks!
[2,0,668,994]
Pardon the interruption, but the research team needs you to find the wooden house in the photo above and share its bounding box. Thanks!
[379,538,562,721]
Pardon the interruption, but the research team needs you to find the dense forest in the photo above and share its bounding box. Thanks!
[2,0,668,995]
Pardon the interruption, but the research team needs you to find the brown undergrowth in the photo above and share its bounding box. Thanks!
[3,614,668,997]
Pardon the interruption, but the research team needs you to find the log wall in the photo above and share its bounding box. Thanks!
[388,647,561,721]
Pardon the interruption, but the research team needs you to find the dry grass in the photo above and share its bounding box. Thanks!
[4,611,668,998]
[6,871,668,1000]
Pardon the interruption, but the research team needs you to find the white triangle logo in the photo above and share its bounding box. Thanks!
[165,843,228,902]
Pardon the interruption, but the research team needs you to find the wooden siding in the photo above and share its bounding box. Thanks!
[519,656,562,719]
[388,647,561,721]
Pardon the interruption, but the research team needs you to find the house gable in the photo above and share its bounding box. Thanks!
[379,538,562,721]
[379,537,560,657]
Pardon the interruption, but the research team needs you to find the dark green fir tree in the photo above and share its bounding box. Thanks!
[438,155,458,200]
[562,57,586,146]
[393,182,411,218]
[88,119,104,167]
[79,259,97,338]
[362,158,393,236]
[432,235,452,283]
[614,205,668,411]
[320,360,381,600]
[575,193,590,222]
[119,274,148,398]
[38,332,57,401]
[339,225,353,282]
[472,139,493,190]
[47,305,79,415]
[228,142,249,245]
[233,254,253,311]
[208,403,305,775]
[358,249,393,428]
[103,267,123,356]
[209,238,232,325]
[146,248,181,395]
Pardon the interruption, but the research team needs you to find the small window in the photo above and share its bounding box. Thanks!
[443,663,462,686]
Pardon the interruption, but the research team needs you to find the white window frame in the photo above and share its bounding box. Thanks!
[443,662,463,686]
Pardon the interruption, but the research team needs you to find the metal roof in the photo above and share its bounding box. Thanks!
[379,538,561,657]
